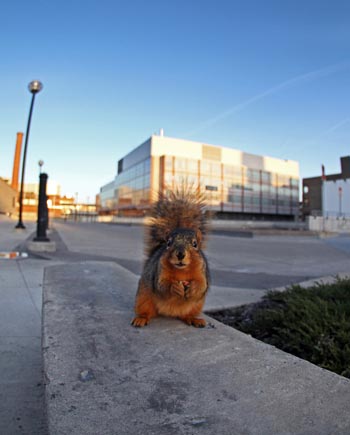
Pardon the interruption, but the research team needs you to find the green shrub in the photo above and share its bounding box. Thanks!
[210,277,350,379]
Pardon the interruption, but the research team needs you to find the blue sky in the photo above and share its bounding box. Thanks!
[1,0,350,202]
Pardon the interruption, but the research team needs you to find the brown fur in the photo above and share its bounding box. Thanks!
[131,189,210,328]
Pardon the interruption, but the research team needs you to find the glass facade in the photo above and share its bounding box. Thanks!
[99,138,299,218]
[162,156,200,192]
[99,181,117,211]
[100,158,151,212]
[114,157,151,208]
[160,157,299,215]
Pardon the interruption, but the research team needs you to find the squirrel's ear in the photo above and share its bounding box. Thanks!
[196,229,202,244]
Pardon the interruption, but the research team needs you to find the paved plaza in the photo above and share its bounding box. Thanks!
[1,216,350,434]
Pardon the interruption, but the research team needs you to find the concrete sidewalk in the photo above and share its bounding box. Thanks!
[0,217,264,435]
[43,261,350,435]
[1,215,350,434]
[0,216,49,435]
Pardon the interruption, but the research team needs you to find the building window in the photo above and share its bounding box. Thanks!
[118,159,123,174]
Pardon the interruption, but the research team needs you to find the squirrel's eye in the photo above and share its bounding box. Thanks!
[166,238,172,247]
[192,240,198,248]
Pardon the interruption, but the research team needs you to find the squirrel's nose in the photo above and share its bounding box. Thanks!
[177,250,185,260]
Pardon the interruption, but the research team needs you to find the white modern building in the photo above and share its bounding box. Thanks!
[323,179,350,217]
[99,133,299,219]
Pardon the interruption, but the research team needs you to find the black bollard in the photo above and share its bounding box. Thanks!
[34,173,50,242]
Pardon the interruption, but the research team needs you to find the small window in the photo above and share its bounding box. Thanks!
[118,159,123,174]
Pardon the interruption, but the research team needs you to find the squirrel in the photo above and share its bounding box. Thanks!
[131,188,210,328]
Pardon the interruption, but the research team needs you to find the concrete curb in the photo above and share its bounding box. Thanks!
[205,285,264,312]
[101,218,312,237]
[27,240,57,253]
[273,271,350,293]
[43,261,350,435]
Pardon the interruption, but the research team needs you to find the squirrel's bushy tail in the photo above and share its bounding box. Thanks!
[146,187,208,256]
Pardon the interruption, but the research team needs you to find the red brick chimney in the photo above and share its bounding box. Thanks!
[11,132,23,191]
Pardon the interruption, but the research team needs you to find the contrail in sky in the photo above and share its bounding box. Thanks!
[321,117,350,135]
[305,116,350,146]
[185,61,350,137]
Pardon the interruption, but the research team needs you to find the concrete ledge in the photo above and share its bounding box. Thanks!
[43,262,350,435]
[27,240,56,252]
[96,216,308,233]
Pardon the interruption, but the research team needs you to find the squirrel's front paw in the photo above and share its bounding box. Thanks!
[180,316,206,328]
[184,281,204,299]
[131,316,149,327]
[170,281,186,298]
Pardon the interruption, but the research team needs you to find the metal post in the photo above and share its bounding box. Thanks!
[16,93,36,229]
[34,173,50,242]
[15,80,43,229]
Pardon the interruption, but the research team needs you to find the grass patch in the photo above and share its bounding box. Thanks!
[210,277,350,379]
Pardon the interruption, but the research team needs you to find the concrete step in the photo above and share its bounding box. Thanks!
[43,262,350,435]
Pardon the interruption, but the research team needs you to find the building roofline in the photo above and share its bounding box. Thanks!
[150,133,299,165]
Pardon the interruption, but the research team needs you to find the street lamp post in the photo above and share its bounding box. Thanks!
[38,159,44,175]
[16,80,43,229]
